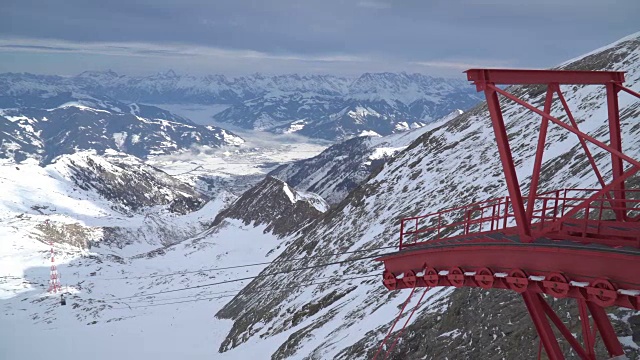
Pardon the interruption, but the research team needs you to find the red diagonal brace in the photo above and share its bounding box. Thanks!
[373,287,416,360]
[526,85,555,222]
[487,84,640,169]
[586,302,624,357]
[485,86,531,240]
[556,87,607,190]
[545,166,639,233]
[539,295,592,359]
[619,85,640,99]
[522,291,563,360]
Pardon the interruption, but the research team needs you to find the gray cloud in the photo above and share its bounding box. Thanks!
[0,0,638,76]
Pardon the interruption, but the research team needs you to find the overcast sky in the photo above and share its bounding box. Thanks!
[0,0,638,77]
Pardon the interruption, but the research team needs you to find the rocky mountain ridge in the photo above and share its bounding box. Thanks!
[0,71,481,141]
[212,176,328,237]
[0,95,243,164]
[269,109,463,205]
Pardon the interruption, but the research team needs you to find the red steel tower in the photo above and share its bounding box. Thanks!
[46,221,61,293]
[377,69,640,359]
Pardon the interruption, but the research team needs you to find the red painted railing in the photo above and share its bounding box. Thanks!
[399,188,640,249]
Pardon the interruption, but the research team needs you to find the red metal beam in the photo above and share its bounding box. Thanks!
[484,86,532,240]
[539,295,592,360]
[487,84,640,169]
[607,83,627,221]
[526,85,555,221]
[466,69,625,88]
[578,300,596,360]
[586,302,624,357]
[522,291,564,360]
[379,243,640,299]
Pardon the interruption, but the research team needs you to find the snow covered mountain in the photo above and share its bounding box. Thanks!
[0,95,243,164]
[212,176,328,237]
[61,152,206,215]
[213,32,640,359]
[0,71,481,141]
[2,32,640,360]
[214,73,479,139]
[0,71,348,105]
[0,150,215,253]
[0,152,286,359]
[270,110,463,205]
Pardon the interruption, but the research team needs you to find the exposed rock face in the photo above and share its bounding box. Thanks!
[212,176,328,237]
[35,221,93,249]
[343,289,624,360]
[59,152,206,214]
[269,136,376,205]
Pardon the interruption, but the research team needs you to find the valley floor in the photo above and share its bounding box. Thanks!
[0,216,290,359]
[0,126,330,359]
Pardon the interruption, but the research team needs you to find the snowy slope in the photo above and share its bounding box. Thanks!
[0,150,288,360]
[213,33,640,359]
[0,126,328,359]
[0,218,286,360]
[0,151,214,250]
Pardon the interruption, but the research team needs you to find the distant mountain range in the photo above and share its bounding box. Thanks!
[0,94,243,164]
[0,71,482,141]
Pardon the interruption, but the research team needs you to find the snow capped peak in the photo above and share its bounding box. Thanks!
[76,70,120,80]
[0,70,482,141]
[0,95,244,164]
[158,69,178,78]
[358,130,382,137]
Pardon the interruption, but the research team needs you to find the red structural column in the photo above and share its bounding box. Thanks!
[485,86,532,240]
[606,83,626,221]
[586,302,624,357]
[578,300,596,360]
[522,292,563,360]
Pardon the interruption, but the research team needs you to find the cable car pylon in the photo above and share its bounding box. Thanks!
[45,220,62,294]
[377,69,640,359]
